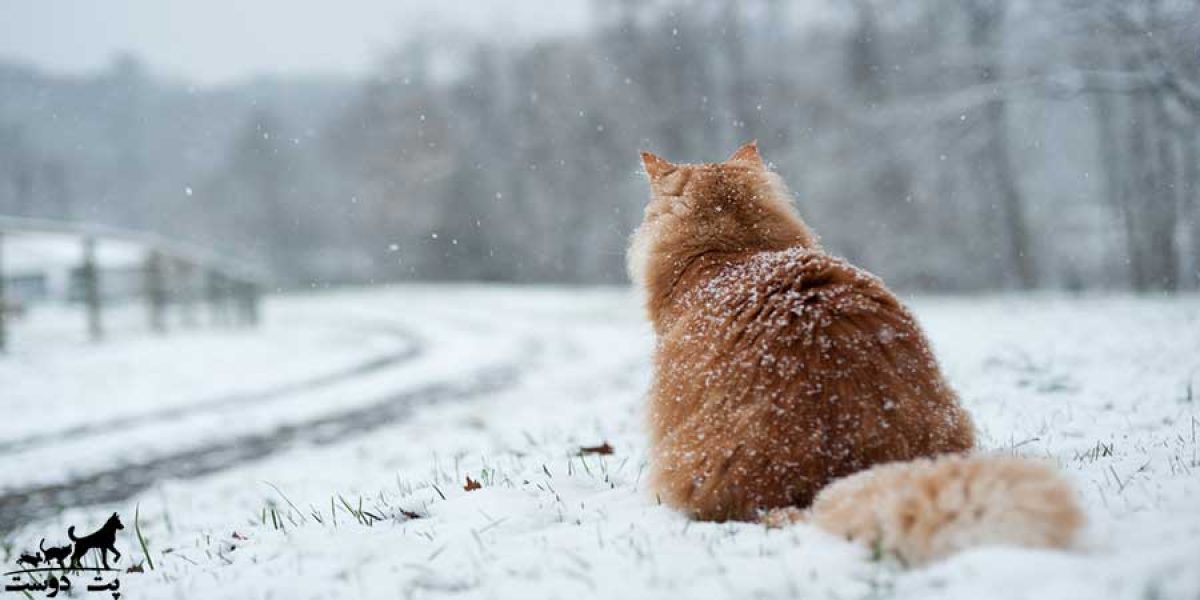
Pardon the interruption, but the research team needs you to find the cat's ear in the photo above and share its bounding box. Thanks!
[727,140,763,166]
[640,151,675,181]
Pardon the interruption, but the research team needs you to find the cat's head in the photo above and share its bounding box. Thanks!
[627,141,816,295]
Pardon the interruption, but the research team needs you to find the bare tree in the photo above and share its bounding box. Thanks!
[964,0,1037,289]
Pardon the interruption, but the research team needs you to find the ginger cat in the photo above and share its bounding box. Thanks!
[629,142,1082,564]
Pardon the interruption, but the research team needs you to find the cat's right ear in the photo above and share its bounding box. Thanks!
[727,140,763,166]
[640,151,675,182]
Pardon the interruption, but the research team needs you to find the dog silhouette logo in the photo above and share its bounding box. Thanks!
[67,513,124,569]
[4,512,134,599]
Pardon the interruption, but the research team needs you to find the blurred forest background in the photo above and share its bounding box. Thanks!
[1,0,1198,292]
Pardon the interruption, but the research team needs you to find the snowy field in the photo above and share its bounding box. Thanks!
[2,286,1198,599]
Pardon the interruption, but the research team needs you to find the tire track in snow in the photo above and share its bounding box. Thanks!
[0,341,535,535]
[0,321,422,455]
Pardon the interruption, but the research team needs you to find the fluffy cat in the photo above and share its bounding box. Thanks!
[628,142,1082,563]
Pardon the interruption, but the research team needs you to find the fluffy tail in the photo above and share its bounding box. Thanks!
[768,454,1084,566]
[68,526,78,541]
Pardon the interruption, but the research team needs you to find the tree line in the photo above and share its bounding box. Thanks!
[1,0,1196,291]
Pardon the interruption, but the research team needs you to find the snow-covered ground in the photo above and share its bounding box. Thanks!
[2,287,1198,599]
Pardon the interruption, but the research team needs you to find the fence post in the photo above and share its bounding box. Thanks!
[81,236,103,342]
[234,280,246,327]
[234,280,261,327]
[206,269,226,326]
[176,259,197,327]
[0,231,7,354]
[144,250,168,334]
[245,281,260,327]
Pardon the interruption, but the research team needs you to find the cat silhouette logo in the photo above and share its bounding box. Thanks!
[4,512,135,599]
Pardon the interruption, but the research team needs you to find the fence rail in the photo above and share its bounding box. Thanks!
[0,215,270,352]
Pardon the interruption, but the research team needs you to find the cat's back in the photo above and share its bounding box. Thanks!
[657,244,943,422]
[669,246,908,357]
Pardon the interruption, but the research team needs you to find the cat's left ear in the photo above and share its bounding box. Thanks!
[727,140,764,166]
[640,151,676,181]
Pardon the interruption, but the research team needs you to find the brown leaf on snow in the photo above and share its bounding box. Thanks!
[464,476,482,491]
[579,442,615,456]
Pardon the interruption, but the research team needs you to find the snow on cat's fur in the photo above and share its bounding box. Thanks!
[628,141,1083,562]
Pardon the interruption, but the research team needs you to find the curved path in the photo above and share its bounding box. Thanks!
[0,301,546,535]
[0,357,528,534]
[0,321,422,455]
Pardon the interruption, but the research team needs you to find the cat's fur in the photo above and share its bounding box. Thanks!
[629,142,1082,562]
[799,453,1082,565]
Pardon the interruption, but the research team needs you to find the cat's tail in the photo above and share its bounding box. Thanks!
[67,526,78,542]
[766,454,1084,566]
[39,538,45,553]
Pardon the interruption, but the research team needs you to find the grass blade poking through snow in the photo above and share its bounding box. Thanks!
[263,481,308,525]
[135,504,155,571]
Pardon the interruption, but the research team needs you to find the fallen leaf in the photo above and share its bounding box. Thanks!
[579,442,614,456]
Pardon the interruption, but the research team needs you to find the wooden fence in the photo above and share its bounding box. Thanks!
[0,215,269,352]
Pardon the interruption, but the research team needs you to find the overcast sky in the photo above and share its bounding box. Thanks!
[0,0,590,85]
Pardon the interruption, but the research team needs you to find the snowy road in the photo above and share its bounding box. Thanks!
[1,287,1198,599]
[0,287,557,532]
